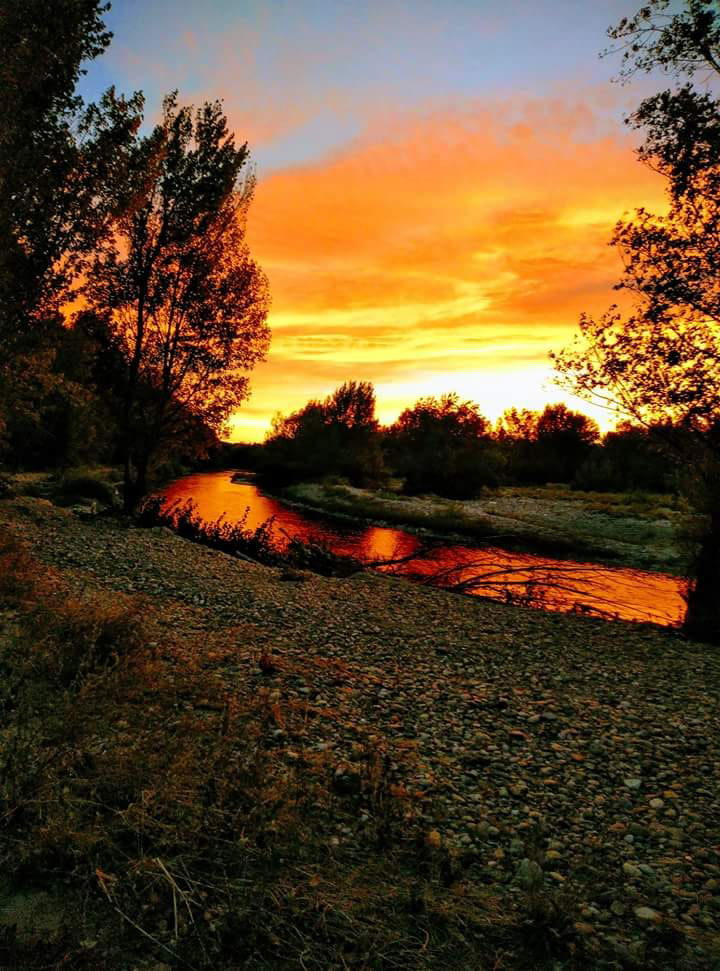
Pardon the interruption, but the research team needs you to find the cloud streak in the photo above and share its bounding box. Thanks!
[229,94,663,439]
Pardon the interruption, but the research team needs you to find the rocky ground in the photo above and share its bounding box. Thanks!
[1,496,718,968]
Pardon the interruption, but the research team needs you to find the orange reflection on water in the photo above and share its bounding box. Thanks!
[160,471,686,627]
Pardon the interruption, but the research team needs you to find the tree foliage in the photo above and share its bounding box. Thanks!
[554,0,720,639]
[261,381,384,486]
[555,0,720,435]
[87,94,270,508]
[574,422,680,493]
[387,393,500,498]
[495,404,599,484]
[0,0,142,342]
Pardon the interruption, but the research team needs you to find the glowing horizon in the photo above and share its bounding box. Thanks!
[232,96,663,441]
[78,2,666,443]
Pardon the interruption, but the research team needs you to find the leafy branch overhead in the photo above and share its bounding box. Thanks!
[555,0,720,641]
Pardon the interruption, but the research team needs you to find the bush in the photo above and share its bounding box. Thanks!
[0,530,39,606]
[138,496,280,563]
[138,496,365,577]
[0,472,16,498]
[24,596,144,688]
[55,472,118,507]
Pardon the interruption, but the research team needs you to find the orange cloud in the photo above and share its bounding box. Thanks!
[230,96,665,440]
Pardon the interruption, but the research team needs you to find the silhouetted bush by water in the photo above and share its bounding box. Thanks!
[138,495,363,577]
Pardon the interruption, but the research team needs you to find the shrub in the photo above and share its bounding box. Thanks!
[138,496,365,577]
[0,472,16,498]
[138,496,281,563]
[0,529,40,606]
[55,473,118,507]
[24,596,144,688]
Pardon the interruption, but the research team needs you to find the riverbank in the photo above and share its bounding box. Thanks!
[1,495,718,969]
[281,481,690,575]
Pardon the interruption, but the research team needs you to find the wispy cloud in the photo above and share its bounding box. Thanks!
[231,93,663,439]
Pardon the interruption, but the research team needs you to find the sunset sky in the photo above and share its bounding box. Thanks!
[80,0,666,441]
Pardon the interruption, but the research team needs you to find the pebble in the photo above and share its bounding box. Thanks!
[623,863,642,878]
[3,495,719,970]
[634,906,661,923]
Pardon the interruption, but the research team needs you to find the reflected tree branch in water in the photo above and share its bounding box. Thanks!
[408,558,678,625]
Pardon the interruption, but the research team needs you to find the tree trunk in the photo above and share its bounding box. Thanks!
[135,454,149,509]
[683,498,720,644]
[123,453,134,513]
[121,452,150,514]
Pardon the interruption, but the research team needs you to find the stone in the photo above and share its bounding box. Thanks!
[624,778,642,790]
[425,830,442,849]
[333,766,362,796]
[634,905,661,923]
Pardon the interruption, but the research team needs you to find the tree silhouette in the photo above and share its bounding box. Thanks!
[574,422,679,493]
[534,404,599,483]
[261,381,384,486]
[554,0,720,641]
[388,393,500,498]
[88,94,270,509]
[495,404,598,484]
[0,0,142,343]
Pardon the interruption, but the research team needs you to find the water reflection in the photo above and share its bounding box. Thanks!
[160,471,686,627]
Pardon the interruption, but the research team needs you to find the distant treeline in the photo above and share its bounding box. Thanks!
[243,381,683,498]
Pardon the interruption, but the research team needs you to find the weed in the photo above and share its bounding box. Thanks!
[0,473,16,498]
[0,529,40,606]
[138,495,364,577]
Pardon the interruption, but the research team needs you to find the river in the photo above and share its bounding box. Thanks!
[160,470,686,627]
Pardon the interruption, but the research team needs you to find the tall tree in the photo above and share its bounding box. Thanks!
[494,404,598,484]
[0,0,142,339]
[553,0,720,640]
[534,404,600,483]
[0,1,142,473]
[87,95,270,509]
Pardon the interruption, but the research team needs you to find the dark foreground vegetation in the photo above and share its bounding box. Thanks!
[0,527,493,968]
[138,494,367,578]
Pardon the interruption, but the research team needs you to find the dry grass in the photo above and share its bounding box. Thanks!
[0,528,555,969]
[512,485,689,520]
